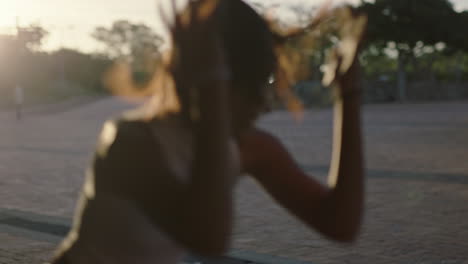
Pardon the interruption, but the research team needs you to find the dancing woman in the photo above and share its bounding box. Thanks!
[51,0,365,263]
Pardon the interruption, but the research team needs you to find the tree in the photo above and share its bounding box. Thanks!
[359,0,458,101]
[0,24,48,90]
[92,21,162,62]
[92,20,164,85]
[50,49,112,92]
[17,24,48,51]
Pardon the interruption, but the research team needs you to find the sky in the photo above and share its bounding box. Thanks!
[0,0,467,53]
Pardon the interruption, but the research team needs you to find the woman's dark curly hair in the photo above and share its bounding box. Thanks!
[170,0,282,117]
[105,0,337,119]
[219,0,277,88]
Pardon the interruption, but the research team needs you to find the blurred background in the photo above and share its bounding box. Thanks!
[0,0,467,109]
[1,1,468,264]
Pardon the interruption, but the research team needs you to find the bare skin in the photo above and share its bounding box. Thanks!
[238,80,363,242]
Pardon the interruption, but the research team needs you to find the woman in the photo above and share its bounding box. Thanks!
[50,0,364,263]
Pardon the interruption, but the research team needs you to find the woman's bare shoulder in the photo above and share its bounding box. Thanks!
[240,128,284,156]
[238,128,285,171]
[95,116,151,160]
[92,116,186,217]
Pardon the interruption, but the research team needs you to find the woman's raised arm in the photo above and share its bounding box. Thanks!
[241,27,365,243]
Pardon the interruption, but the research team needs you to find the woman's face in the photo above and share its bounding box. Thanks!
[229,83,268,137]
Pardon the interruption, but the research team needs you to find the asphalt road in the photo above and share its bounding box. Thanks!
[1,97,468,264]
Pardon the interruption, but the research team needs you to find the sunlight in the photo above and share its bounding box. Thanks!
[0,1,21,30]
[0,0,55,31]
[1,0,460,52]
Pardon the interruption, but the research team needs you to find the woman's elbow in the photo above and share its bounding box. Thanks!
[326,226,361,243]
[182,224,231,257]
[316,215,362,243]
[310,210,363,243]
[189,237,230,257]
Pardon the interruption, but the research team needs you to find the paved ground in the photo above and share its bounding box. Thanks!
[1,98,468,264]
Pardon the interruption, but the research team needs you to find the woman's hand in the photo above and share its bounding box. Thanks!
[162,0,229,93]
[321,6,367,100]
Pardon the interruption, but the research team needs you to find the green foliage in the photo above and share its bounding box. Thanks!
[356,0,468,101]
[0,21,165,108]
[360,46,397,79]
[92,20,163,62]
[274,1,468,103]
[17,24,49,51]
[358,0,468,70]
[92,20,164,87]
[51,49,113,92]
[360,0,456,53]
[446,11,468,52]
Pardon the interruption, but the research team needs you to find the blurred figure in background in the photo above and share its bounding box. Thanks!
[14,85,23,120]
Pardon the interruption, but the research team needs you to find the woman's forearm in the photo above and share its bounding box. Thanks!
[191,80,232,189]
[325,92,364,241]
[179,80,233,253]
